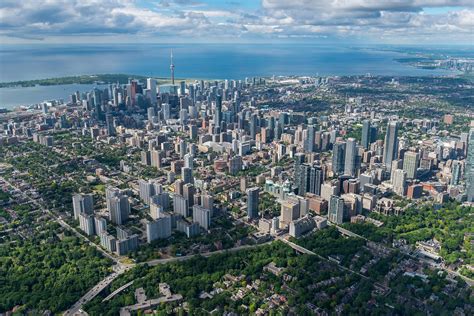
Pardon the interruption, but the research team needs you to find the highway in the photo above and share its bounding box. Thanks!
[102,281,134,302]
[64,242,270,314]
[276,236,369,280]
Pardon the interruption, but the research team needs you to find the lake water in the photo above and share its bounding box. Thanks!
[0,43,458,109]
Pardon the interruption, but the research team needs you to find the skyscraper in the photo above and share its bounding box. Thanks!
[107,195,130,225]
[146,217,172,243]
[392,169,407,196]
[246,187,260,219]
[72,193,94,220]
[361,120,371,149]
[215,94,222,126]
[304,124,315,152]
[181,167,193,184]
[328,195,344,224]
[250,113,258,140]
[383,121,399,172]
[332,141,346,175]
[344,138,357,177]
[309,166,323,196]
[451,160,462,185]
[193,205,211,230]
[403,151,420,179]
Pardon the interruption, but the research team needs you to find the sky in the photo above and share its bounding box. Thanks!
[0,0,473,45]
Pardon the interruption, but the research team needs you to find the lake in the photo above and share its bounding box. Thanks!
[0,43,458,109]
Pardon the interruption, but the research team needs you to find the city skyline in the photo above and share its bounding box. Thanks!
[0,0,473,44]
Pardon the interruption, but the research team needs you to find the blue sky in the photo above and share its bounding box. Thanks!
[0,0,473,44]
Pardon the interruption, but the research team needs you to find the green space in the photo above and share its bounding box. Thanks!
[345,202,474,265]
[0,223,113,313]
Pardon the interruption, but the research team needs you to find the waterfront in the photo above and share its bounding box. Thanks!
[0,43,459,109]
[0,84,106,109]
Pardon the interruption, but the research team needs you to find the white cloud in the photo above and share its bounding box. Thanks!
[0,0,472,43]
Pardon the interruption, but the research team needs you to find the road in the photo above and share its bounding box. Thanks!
[275,236,369,280]
[64,242,270,314]
[64,268,125,316]
[329,222,474,287]
[144,242,271,266]
[102,281,134,302]
[0,176,120,265]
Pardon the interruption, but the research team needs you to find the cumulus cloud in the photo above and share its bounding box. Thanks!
[0,0,472,43]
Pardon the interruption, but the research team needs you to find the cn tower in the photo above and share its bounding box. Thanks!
[170,49,175,85]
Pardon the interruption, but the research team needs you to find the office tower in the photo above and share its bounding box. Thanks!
[180,81,186,96]
[296,163,311,195]
[280,199,300,227]
[147,78,157,94]
[93,88,103,121]
[246,187,260,219]
[107,195,130,225]
[403,151,420,179]
[147,107,156,122]
[151,150,163,169]
[451,160,462,185]
[466,129,474,202]
[390,159,404,182]
[183,183,195,208]
[181,167,193,184]
[383,121,399,172]
[179,139,187,158]
[189,124,198,140]
[184,153,193,170]
[328,195,345,224]
[344,138,357,177]
[215,94,222,126]
[309,166,323,196]
[162,103,171,120]
[173,194,189,217]
[250,113,258,139]
[332,141,346,175]
[105,113,115,136]
[146,217,172,243]
[170,50,175,85]
[294,152,305,192]
[72,193,93,220]
[193,205,211,230]
[229,155,243,175]
[304,124,315,152]
[361,120,371,149]
[79,213,95,236]
[392,169,407,196]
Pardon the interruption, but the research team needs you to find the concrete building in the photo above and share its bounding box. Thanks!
[246,187,260,219]
[72,193,93,220]
[328,195,345,224]
[79,213,95,236]
[146,216,172,243]
[192,205,211,230]
[289,216,315,238]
